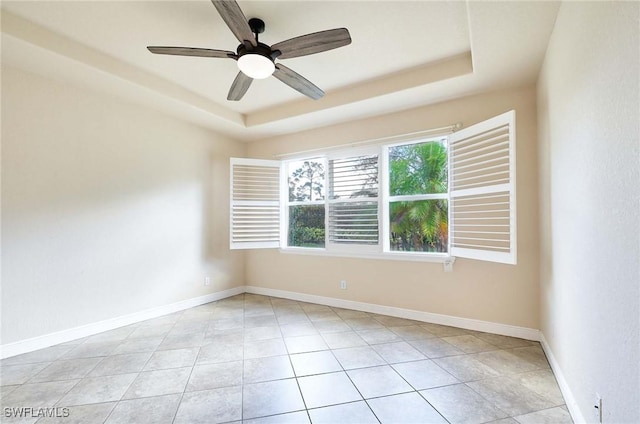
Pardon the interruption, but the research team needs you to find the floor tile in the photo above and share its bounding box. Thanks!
[356,328,401,344]
[420,323,470,337]
[372,315,417,327]
[297,372,362,409]
[513,406,573,423]
[276,313,311,325]
[244,326,282,341]
[474,333,534,349]
[473,350,540,375]
[392,360,459,390]
[84,326,136,344]
[332,346,386,370]
[0,295,571,424]
[37,402,116,424]
[312,320,351,334]
[344,318,384,331]
[61,342,119,359]
[112,337,163,355]
[308,401,378,424]
[174,385,242,424]
[122,367,191,399]
[372,341,427,363]
[306,311,341,322]
[58,373,137,406]
[243,379,305,419]
[284,335,329,354]
[143,347,198,371]
[509,346,551,369]
[333,309,369,320]
[1,362,51,385]
[187,361,242,391]
[347,365,413,399]
[89,352,152,377]
[244,338,288,359]
[434,355,502,382]
[467,376,557,416]
[157,332,204,350]
[104,394,180,424]
[244,315,279,328]
[367,391,447,423]
[197,342,243,364]
[0,346,73,366]
[280,322,319,338]
[1,380,79,408]
[409,338,464,358]
[290,351,342,377]
[209,317,244,331]
[243,410,310,424]
[126,323,174,339]
[243,355,294,384]
[442,335,499,353]
[0,384,19,400]
[509,369,565,405]
[321,332,367,349]
[421,384,508,424]
[31,358,102,382]
[389,325,437,341]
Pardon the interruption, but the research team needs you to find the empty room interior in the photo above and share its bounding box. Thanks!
[1,1,638,423]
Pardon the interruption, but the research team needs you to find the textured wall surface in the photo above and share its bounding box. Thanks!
[537,2,640,422]
[1,66,246,344]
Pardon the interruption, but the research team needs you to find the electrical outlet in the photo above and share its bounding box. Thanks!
[204,277,211,286]
[594,393,602,423]
[340,280,347,290]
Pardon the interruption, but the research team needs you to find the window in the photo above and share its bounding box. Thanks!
[383,139,449,254]
[230,110,516,265]
[286,158,326,248]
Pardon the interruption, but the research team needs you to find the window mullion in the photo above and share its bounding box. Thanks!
[381,145,390,253]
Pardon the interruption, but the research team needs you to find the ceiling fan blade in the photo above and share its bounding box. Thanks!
[273,64,324,100]
[211,0,257,47]
[271,28,351,60]
[227,71,253,101]
[147,46,237,59]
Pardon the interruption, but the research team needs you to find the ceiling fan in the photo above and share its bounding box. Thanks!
[147,0,352,101]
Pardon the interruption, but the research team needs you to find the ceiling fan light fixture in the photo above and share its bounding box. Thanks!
[237,53,275,79]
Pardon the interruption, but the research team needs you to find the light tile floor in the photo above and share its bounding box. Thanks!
[0,294,573,423]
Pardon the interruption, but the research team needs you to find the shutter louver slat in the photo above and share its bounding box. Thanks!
[230,158,281,249]
[328,154,380,247]
[449,111,516,264]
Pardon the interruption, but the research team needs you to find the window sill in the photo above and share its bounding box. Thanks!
[279,247,454,264]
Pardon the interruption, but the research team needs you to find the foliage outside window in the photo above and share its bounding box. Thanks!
[387,140,448,253]
[287,159,326,248]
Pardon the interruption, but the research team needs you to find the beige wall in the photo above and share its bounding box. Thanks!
[537,2,639,422]
[1,66,246,345]
[246,85,540,330]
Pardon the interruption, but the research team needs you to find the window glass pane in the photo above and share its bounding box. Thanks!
[389,200,448,252]
[288,159,325,202]
[329,155,378,199]
[329,201,378,245]
[389,140,447,195]
[288,205,325,248]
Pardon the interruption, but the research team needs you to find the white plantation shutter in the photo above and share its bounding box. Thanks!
[230,158,281,249]
[327,152,380,248]
[449,110,517,264]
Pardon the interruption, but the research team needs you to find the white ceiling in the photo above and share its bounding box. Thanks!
[1,1,560,141]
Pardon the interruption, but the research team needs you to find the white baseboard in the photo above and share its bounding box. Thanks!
[0,286,244,359]
[539,333,586,424]
[244,285,540,341]
[2,284,540,360]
